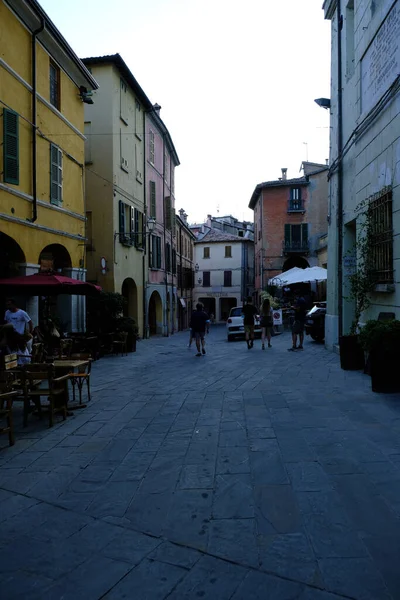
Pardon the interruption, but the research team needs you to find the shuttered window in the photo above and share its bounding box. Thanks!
[150,235,162,268]
[50,144,63,205]
[166,242,171,272]
[203,271,210,287]
[3,109,19,185]
[172,249,177,274]
[224,271,232,287]
[50,61,60,109]
[284,224,308,252]
[165,196,172,230]
[149,130,155,164]
[150,181,156,218]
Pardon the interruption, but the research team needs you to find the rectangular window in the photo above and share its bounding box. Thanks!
[132,207,143,248]
[172,248,177,274]
[164,150,168,181]
[50,60,60,110]
[135,100,142,139]
[203,247,210,259]
[369,188,393,283]
[171,168,175,193]
[346,1,355,79]
[289,188,302,211]
[150,181,156,218]
[149,130,155,164]
[203,271,210,287]
[120,79,128,124]
[224,270,232,287]
[284,223,308,252]
[225,246,232,258]
[150,235,162,268]
[166,242,171,272]
[50,144,62,205]
[3,109,19,185]
[165,196,172,230]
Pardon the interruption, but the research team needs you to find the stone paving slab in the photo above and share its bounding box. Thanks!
[1,326,400,599]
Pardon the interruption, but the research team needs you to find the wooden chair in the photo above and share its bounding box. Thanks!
[0,372,17,446]
[68,354,92,405]
[20,363,69,428]
[112,332,128,356]
[31,343,44,363]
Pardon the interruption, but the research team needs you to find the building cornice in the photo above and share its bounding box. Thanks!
[322,0,337,20]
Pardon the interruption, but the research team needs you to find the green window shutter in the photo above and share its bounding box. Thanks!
[3,109,19,184]
[156,236,162,268]
[150,235,154,268]
[165,196,171,230]
[150,181,156,218]
[134,208,139,247]
[50,144,62,204]
[302,223,308,245]
[284,224,291,249]
[119,200,125,238]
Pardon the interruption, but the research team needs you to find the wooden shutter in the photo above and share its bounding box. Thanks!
[3,109,19,184]
[165,196,171,230]
[149,235,155,268]
[141,212,145,248]
[302,223,308,246]
[172,249,176,274]
[156,236,162,268]
[224,271,232,287]
[150,181,156,218]
[50,144,62,204]
[119,200,125,239]
[203,271,210,287]
[284,224,291,249]
[134,208,139,247]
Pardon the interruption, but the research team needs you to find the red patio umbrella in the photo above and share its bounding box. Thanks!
[0,272,102,296]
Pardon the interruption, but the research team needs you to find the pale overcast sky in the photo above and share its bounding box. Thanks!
[40,0,331,224]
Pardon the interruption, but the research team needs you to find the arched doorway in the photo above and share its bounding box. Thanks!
[0,232,25,278]
[282,256,309,271]
[38,244,72,272]
[122,278,138,322]
[148,291,163,336]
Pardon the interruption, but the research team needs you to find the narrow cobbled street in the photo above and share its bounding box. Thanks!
[1,326,400,600]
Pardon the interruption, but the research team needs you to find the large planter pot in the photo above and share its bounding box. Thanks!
[370,346,400,393]
[339,335,365,371]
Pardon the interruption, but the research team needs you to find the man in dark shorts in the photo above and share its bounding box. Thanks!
[190,303,210,357]
[242,296,258,349]
[288,292,307,351]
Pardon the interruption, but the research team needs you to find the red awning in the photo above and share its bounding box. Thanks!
[0,272,102,296]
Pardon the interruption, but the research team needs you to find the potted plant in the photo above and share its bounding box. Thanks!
[359,319,400,392]
[340,201,376,370]
[114,316,139,353]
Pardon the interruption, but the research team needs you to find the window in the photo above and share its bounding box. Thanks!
[150,235,162,268]
[224,271,232,287]
[3,109,19,185]
[171,168,175,193]
[172,248,177,274]
[346,1,355,79]
[120,79,128,124]
[203,271,210,287]
[238,230,244,238]
[203,247,210,259]
[289,188,303,211]
[258,230,261,241]
[369,188,393,283]
[165,196,172,230]
[166,242,171,272]
[120,129,129,172]
[164,150,168,181]
[150,181,156,218]
[49,60,60,109]
[135,100,142,139]
[118,201,143,247]
[50,144,62,205]
[225,246,232,258]
[284,223,308,252]
[149,130,155,164]
[133,207,144,248]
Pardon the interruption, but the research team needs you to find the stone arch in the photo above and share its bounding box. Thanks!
[282,256,309,271]
[38,244,72,272]
[148,290,163,336]
[122,278,138,323]
[0,232,26,278]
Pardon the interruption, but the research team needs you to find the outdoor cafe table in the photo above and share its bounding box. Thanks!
[53,359,90,411]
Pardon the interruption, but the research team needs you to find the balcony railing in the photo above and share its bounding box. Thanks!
[282,240,309,254]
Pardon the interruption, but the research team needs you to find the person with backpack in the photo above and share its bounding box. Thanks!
[189,303,210,357]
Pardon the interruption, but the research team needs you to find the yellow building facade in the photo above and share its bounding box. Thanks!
[0,0,97,329]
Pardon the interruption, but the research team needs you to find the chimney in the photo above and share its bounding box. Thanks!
[206,214,212,227]
[152,103,161,115]
[281,168,287,180]
[325,158,329,166]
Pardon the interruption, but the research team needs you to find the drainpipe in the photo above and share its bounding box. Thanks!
[337,0,344,338]
[31,19,45,223]
[142,110,148,340]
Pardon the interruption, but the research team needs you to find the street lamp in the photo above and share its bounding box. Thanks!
[147,217,156,234]
[314,98,331,110]
[195,263,199,272]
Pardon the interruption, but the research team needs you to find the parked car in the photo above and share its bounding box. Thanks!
[226,306,262,341]
[304,302,326,342]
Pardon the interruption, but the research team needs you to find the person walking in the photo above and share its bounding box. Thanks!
[288,291,307,351]
[260,298,273,350]
[242,296,258,349]
[189,303,210,357]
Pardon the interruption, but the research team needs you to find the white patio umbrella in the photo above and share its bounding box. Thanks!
[269,266,327,286]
